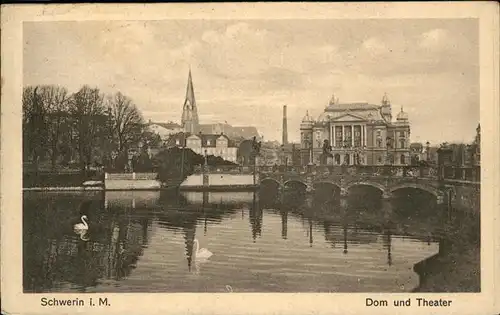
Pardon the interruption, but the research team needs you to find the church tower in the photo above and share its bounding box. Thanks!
[181,69,200,134]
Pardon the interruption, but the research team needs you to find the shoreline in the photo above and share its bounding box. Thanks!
[22,186,179,192]
[23,184,259,192]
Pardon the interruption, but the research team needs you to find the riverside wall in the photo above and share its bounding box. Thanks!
[180,174,256,188]
[104,173,161,190]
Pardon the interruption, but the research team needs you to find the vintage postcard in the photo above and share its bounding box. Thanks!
[1,2,499,315]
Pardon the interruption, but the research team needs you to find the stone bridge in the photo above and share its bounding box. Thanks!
[198,164,480,209]
[257,165,448,204]
[260,173,445,202]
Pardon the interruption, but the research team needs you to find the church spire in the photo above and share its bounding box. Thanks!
[181,68,199,133]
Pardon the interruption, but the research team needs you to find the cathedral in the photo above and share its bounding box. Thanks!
[300,93,411,166]
[181,69,200,134]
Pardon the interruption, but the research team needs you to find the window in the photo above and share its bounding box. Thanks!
[355,131,361,137]
[334,154,341,165]
[400,154,406,165]
[377,156,382,163]
[207,140,211,146]
[377,138,382,148]
[376,130,381,137]
[400,139,405,149]
[344,154,350,165]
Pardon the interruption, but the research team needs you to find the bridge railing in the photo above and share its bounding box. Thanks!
[257,165,439,179]
[191,164,479,183]
[193,165,254,175]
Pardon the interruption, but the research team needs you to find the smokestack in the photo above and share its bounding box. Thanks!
[282,105,288,145]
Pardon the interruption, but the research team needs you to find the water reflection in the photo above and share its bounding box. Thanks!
[23,186,478,293]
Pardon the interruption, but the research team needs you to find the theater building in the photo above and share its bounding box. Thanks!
[300,94,411,166]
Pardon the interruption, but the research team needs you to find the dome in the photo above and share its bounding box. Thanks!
[396,107,409,121]
[302,110,313,122]
[300,110,314,130]
[317,111,331,122]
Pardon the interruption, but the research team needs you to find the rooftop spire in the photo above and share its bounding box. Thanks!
[185,68,196,107]
[382,92,390,106]
[181,68,200,133]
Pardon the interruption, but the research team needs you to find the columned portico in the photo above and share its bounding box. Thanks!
[300,95,411,166]
[330,122,368,165]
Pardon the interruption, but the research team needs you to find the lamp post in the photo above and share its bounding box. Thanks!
[180,134,185,180]
[308,140,313,166]
[426,141,430,162]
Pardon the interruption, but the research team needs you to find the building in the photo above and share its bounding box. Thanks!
[178,69,260,143]
[436,124,480,184]
[282,143,301,166]
[198,123,260,143]
[410,142,424,165]
[166,132,238,163]
[259,141,281,166]
[145,121,183,141]
[300,93,411,166]
[181,69,200,134]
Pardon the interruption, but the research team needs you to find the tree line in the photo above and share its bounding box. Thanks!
[23,84,161,173]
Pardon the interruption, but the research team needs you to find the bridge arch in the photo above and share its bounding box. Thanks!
[260,177,282,187]
[345,181,386,195]
[283,180,307,188]
[389,183,442,198]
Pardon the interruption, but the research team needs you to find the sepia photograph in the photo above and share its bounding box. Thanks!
[1,2,499,315]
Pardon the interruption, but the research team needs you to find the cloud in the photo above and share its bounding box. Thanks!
[419,28,449,49]
[23,19,479,144]
[362,37,388,56]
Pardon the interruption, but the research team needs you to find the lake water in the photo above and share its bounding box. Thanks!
[23,187,456,293]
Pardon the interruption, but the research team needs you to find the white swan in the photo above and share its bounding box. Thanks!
[74,215,89,231]
[193,239,213,260]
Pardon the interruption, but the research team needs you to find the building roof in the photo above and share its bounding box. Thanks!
[166,132,236,148]
[325,102,380,111]
[146,121,182,129]
[199,123,260,140]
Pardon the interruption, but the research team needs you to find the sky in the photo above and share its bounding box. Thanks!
[23,19,479,145]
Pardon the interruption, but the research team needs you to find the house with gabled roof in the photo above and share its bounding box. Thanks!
[166,131,238,163]
[145,120,183,141]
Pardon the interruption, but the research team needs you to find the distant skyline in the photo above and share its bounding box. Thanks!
[24,19,479,145]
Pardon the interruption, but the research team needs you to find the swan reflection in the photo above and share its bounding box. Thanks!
[190,239,213,274]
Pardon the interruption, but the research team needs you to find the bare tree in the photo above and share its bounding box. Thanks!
[35,85,72,170]
[70,85,106,172]
[22,86,49,171]
[108,92,144,153]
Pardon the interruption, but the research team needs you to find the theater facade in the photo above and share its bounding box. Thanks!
[300,94,411,166]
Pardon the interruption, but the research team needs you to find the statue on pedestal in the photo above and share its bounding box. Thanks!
[321,139,333,165]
